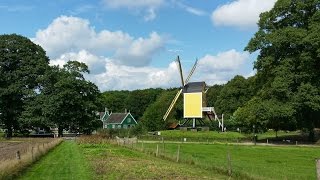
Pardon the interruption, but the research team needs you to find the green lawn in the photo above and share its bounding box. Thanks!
[19,141,92,180]
[79,142,229,179]
[138,142,320,179]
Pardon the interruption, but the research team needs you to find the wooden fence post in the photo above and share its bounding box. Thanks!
[176,145,180,162]
[162,138,165,155]
[227,151,232,176]
[156,144,159,157]
[31,147,34,161]
[316,159,320,180]
[142,140,144,151]
[16,151,20,160]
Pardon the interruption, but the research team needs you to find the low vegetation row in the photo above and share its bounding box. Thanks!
[0,138,62,179]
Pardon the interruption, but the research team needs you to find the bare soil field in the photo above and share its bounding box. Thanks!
[0,138,62,179]
[0,138,54,161]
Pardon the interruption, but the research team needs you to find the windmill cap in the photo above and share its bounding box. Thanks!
[183,81,206,93]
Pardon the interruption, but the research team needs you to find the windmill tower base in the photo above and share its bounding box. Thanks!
[179,118,210,131]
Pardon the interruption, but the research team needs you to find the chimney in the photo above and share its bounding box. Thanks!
[125,108,127,113]
[105,107,109,115]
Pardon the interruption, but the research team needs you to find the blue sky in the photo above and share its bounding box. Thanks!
[0,0,276,91]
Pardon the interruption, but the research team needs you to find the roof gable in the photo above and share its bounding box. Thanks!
[106,113,127,123]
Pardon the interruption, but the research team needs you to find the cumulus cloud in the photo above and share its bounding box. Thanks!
[90,61,180,90]
[198,49,249,71]
[48,48,251,91]
[32,16,165,67]
[194,49,250,85]
[102,0,164,21]
[50,50,107,74]
[114,32,165,66]
[211,0,277,29]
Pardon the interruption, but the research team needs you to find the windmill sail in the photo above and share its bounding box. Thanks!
[163,89,182,121]
[176,56,185,87]
[185,59,198,84]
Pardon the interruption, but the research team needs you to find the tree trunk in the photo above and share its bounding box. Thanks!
[58,126,63,137]
[6,126,13,138]
[309,129,315,142]
[308,121,315,142]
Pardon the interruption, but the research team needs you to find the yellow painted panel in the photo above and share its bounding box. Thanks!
[184,93,202,118]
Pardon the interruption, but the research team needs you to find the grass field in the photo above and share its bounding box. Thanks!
[19,139,228,179]
[137,142,320,179]
[79,141,229,179]
[19,140,92,180]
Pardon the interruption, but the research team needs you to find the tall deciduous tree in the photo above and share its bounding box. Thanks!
[215,75,255,119]
[0,34,50,137]
[42,61,101,136]
[245,0,320,139]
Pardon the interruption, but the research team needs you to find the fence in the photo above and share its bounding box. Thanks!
[112,136,319,180]
[0,138,63,179]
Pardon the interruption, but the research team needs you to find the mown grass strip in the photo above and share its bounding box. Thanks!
[19,141,92,180]
[79,142,229,179]
[0,138,62,180]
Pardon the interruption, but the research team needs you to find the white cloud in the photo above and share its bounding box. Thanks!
[48,48,252,91]
[211,0,277,29]
[244,70,256,78]
[174,1,207,16]
[90,61,180,91]
[51,50,107,74]
[102,0,164,21]
[198,49,249,71]
[194,49,250,85]
[32,16,166,67]
[114,32,165,66]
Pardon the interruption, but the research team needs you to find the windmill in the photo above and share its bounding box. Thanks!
[163,56,224,131]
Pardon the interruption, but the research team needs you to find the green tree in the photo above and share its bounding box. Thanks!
[215,75,255,119]
[101,90,129,113]
[0,34,50,137]
[124,88,163,120]
[42,62,101,136]
[206,84,223,108]
[245,0,320,140]
[141,90,179,131]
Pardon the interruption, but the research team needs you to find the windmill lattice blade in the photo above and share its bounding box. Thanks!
[176,56,185,87]
[163,89,183,121]
[185,59,198,84]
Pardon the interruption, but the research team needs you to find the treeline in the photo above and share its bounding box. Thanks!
[0,34,102,137]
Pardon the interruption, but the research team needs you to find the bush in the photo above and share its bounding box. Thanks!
[129,124,146,136]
